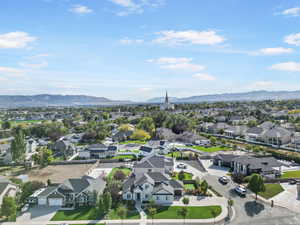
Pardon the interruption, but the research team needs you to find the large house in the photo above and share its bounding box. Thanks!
[29,176,105,207]
[122,155,183,204]
[213,154,282,177]
[79,144,117,159]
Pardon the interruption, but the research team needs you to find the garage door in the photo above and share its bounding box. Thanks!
[38,197,47,205]
[48,198,63,206]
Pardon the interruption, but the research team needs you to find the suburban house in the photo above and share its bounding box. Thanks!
[139,146,154,156]
[0,178,17,206]
[53,140,76,159]
[207,123,229,134]
[122,154,183,204]
[112,130,133,142]
[79,144,117,159]
[29,176,106,207]
[224,125,247,138]
[261,127,292,146]
[213,154,282,177]
[245,127,265,142]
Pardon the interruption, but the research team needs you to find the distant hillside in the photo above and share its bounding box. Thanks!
[148,90,300,103]
[0,94,130,108]
[147,97,180,103]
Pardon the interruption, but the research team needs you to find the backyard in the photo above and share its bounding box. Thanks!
[191,146,232,153]
[281,170,300,178]
[107,167,132,180]
[258,183,284,199]
[119,140,147,145]
[147,206,222,219]
[172,172,193,180]
[51,207,140,221]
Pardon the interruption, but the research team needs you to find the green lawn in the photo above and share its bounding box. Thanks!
[191,146,232,152]
[107,167,132,180]
[258,183,284,199]
[51,207,140,221]
[119,140,147,145]
[172,172,193,180]
[184,183,196,190]
[112,155,136,160]
[148,206,222,219]
[167,151,190,158]
[281,170,300,178]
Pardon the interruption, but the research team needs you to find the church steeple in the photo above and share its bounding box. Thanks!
[165,91,169,104]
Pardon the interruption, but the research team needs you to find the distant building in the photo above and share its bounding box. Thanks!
[160,91,175,111]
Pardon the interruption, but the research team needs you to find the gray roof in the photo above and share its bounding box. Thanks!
[135,155,173,169]
[246,127,264,135]
[152,183,173,194]
[233,156,282,170]
[263,127,291,138]
[214,154,238,163]
[37,185,59,197]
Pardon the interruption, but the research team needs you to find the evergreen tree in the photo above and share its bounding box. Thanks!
[248,173,265,200]
[11,128,26,163]
[103,192,112,213]
[1,197,16,221]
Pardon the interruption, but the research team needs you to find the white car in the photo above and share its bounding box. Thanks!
[218,176,230,184]
[177,163,187,169]
[21,204,29,213]
[234,185,247,196]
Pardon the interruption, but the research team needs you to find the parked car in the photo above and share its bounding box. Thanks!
[177,163,187,169]
[21,204,29,213]
[218,176,230,184]
[289,179,297,185]
[234,185,247,196]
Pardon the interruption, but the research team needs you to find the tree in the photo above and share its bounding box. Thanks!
[117,205,128,225]
[105,179,122,206]
[182,197,189,206]
[247,173,265,200]
[211,208,218,225]
[148,207,157,225]
[103,192,112,213]
[113,170,126,181]
[97,195,105,215]
[137,117,156,136]
[33,147,54,167]
[200,180,208,195]
[130,129,151,141]
[227,198,234,219]
[11,128,26,163]
[1,197,16,221]
[178,171,185,181]
[1,121,11,130]
[177,207,188,225]
[210,137,217,145]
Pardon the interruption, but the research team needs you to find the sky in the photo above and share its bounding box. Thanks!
[1,0,300,101]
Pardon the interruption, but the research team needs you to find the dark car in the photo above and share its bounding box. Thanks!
[218,176,230,184]
[289,179,297,185]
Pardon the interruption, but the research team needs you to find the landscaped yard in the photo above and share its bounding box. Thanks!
[147,206,222,219]
[191,146,232,152]
[51,207,140,221]
[167,151,190,158]
[172,172,193,180]
[107,167,132,180]
[281,170,300,178]
[119,140,147,145]
[118,149,140,154]
[184,183,196,190]
[258,183,284,199]
[112,155,136,160]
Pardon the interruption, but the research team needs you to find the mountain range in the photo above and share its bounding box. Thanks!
[147,90,300,103]
[0,94,130,108]
[1,90,300,108]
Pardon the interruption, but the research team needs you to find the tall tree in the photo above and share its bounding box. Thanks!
[1,197,16,221]
[177,207,188,225]
[248,173,265,200]
[200,180,208,195]
[148,207,157,225]
[11,128,26,163]
[103,192,112,213]
[137,117,156,136]
[1,121,11,130]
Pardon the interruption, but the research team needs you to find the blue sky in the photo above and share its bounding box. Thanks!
[1,0,300,101]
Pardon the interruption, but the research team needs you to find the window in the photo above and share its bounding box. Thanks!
[156,196,159,200]
[127,193,131,199]
[145,184,149,189]
[145,194,148,199]
[166,196,168,200]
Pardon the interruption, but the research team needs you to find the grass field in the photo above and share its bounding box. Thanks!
[191,146,232,152]
[258,183,284,199]
[281,170,300,178]
[107,167,132,180]
[51,207,140,221]
[172,172,193,180]
[147,206,222,219]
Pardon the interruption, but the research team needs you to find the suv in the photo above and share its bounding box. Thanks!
[234,185,247,196]
[218,176,230,184]
[177,163,187,169]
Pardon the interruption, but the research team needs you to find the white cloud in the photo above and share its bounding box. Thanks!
[148,57,205,72]
[138,87,153,92]
[120,38,144,44]
[281,7,300,17]
[252,81,275,88]
[154,30,226,45]
[193,73,216,81]
[70,5,93,14]
[109,0,164,16]
[285,33,300,46]
[270,62,300,72]
[254,47,293,55]
[0,31,37,49]
[0,67,25,76]
[19,61,48,69]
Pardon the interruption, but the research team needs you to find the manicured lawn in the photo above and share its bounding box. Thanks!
[148,206,222,219]
[51,207,140,221]
[119,140,147,145]
[112,155,136,160]
[167,151,189,158]
[191,146,231,152]
[172,172,193,180]
[184,183,196,190]
[258,183,284,199]
[281,170,300,178]
[107,167,132,180]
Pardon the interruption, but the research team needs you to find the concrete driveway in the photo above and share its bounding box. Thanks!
[201,159,229,177]
[17,206,59,222]
[174,161,205,179]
